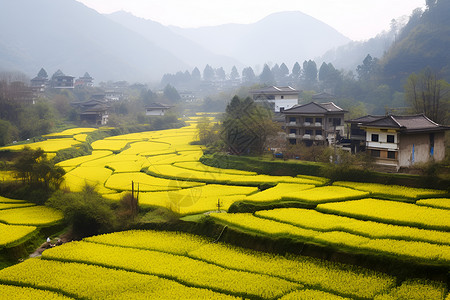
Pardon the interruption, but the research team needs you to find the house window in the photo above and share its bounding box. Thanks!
[387,135,395,143]
[305,117,313,123]
[289,129,297,134]
[430,133,435,156]
[289,139,296,145]
[315,130,322,135]
[387,151,396,159]
[305,129,313,135]
[371,134,379,142]
[281,95,284,99]
[289,117,296,123]
[315,117,322,124]
[371,150,381,157]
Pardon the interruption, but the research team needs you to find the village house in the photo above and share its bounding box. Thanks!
[50,69,74,89]
[75,72,94,88]
[250,86,299,113]
[347,114,449,171]
[30,68,49,93]
[145,103,173,116]
[282,102,347,146]
[72,99,109,125]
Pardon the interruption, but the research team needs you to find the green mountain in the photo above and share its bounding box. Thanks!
[381,0,450,88]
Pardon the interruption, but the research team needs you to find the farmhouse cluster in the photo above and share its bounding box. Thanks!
[16,68,450,171]
[250,86,449,171]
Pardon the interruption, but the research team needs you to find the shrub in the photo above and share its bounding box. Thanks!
[46,185,117,238]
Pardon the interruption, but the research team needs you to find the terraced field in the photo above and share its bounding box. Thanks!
[2,230,446,300]
[0,118,449,298]
[0,196,63,249]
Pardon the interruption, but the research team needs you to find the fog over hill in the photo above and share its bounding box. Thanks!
[170,11,351,70]
[0,0,187,82]
[0,0,353,82]
[106,11,242,72]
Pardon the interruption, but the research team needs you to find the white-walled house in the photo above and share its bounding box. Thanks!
[250,86,299,112]
[353,114,449,170]
[145,103,172,116]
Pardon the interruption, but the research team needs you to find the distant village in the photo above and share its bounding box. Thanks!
[7,67,449,173]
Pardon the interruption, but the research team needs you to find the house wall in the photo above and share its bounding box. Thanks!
[285,113,345,145]
[365,129,398,150]
[146,109,165,116]
[272,98,298,112]
[398,132,446,167]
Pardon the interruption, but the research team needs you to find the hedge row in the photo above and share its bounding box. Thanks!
[200,154,450,190]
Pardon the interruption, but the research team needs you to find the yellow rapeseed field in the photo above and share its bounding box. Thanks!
[43,127,97,137]
[416,198,450,209]
[56,150,113,167]
[280,289,351,300]
[373,279,447,300]
[255,208,450,245]
[0,259,237,300]
[0,138,81,152]
[0,223,37,248]
[317,199,450,231]
[0,284,71,299]
[333,181,446,199]
[0,206,63,226]
[42,241,300,299]
[86,230,211,254]
[245,183,316,203]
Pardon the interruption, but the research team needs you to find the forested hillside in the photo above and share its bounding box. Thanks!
[381,0,450,89]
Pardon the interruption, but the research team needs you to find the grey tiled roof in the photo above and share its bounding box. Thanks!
[346,115,385,124]
[361,114,448,132]
[145,102,172,109]
[282,102,346,114]
[250,86,299,94]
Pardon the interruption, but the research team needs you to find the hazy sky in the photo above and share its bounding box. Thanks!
[76,0,425,41]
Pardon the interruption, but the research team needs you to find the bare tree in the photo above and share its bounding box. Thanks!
[404,67,450,124]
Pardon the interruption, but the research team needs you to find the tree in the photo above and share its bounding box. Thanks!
[196,116,220,146]
[318,62,330,82]
[222,96,278,155]
[356,54,378,81]
[404,67,450,123]
[279,63,289,79]
[230,66,239,81]
[319,62,342,93]
[242,67,256,84]
[426,0,437,9]
[292,62,301,79]
[140,88,157,106]
[47,185,117,238]
[163,84,181,103]
[302,60,318,89]
[215,67,226,81]
[0,119,18,146]
[13,147,65,190]
[191,67,201,81]
[259,64,275,85]
[203,64,215,81]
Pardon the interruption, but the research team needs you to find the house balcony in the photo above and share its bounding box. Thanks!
[303,122,323,128]
[314,135,324,141]
[302,134,311,140]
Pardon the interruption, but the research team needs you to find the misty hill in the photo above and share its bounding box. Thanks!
[170,11,351,69]
[381,0,450,87]
[0,0,187,82]
[106,11,241,71]
[319,30,397,72]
